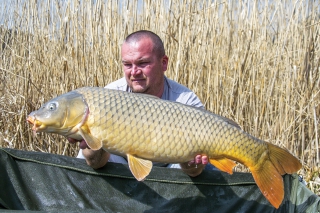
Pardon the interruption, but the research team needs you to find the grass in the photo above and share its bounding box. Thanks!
[0,0,319,194]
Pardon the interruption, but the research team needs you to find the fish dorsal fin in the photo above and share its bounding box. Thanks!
[78,124,102,150]
[127,154,153,181]
[209,158,236,174]
[211,114,241,129]
[221,117,241,129]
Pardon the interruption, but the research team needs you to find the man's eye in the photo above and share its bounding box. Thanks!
[139,62,148,66]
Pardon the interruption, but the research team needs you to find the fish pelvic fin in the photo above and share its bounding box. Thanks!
[209,158,236,174]
[127,154,153,181]
[250,142,302,209]
[78,124,102,150]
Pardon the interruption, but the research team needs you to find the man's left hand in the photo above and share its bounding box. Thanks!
[180,154,208,177]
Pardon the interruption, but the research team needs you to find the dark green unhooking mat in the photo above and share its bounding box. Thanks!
[0,148,319,213]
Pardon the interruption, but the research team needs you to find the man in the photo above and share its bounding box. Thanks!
[74,30,208,177]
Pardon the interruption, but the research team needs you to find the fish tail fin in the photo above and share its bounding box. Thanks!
[250,142,302,209]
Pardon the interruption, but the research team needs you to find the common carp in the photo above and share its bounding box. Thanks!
[27,87,302,208]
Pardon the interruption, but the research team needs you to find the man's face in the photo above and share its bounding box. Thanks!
[121,38,168,97]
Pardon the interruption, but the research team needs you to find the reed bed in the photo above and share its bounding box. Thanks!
[0,0,319,194]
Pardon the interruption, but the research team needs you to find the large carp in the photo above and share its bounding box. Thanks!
[27,87,301,208]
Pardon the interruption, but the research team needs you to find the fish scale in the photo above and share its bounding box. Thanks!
[27,87,302,209]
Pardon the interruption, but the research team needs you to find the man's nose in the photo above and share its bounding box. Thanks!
[131,65,142,75]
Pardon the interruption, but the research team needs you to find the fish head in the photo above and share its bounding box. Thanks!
[27,91,88,137]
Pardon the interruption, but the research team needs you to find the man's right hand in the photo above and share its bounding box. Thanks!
[67,138,110,169]
[81,148,110,169]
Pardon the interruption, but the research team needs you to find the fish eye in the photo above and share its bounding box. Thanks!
[48,102,57,111]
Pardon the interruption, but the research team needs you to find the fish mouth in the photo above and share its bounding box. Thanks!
[27,115,43,134]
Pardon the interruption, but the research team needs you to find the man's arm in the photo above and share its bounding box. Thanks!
[80,144,208,174]
[74,136,208,174]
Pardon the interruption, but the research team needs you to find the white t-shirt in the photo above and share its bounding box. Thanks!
[77,76,204,168]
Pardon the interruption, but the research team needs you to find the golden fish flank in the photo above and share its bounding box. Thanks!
[27,87,302,209]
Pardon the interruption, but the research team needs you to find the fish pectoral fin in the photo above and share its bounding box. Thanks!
[127,154,152,181]
[209,158,236,174]
[78,125,102,150]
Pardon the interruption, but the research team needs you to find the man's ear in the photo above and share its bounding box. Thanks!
[162,55,169,71]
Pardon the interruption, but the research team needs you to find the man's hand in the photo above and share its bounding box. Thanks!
[180,155,208,177]
[67,138,109,169]
[81,148,110,169]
